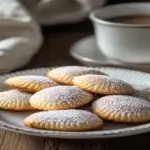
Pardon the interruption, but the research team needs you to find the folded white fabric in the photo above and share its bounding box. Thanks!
[0,0,43,73]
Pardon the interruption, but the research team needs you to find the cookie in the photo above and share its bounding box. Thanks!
[134,87,150,100]
[0,89,33,111]
[47,66,106,85]
[73,74,134,95]
[5,75,59,93]
[92,95,150,123]
[24,109,103,131]
[29,86,94,110]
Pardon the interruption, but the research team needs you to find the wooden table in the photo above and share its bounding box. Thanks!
[1,20,150,150]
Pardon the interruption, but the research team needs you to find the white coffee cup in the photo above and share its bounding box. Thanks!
[90,3,150,63]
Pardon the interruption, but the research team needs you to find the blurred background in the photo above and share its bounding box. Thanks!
[0,0,150,74]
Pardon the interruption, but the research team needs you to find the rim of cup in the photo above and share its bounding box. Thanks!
[89,2,150,28]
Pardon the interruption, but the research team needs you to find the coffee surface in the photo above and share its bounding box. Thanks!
[107,15,150,24]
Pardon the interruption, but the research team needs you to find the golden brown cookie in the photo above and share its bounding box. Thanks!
[73,74,134,95]
[29,86,94,110]
[0,89,33,111]
[47,66,106,85]
[24,109,103,131]
[5,75,59,93]
[92,95,150,123]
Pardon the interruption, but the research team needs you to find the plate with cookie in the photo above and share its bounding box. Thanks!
[1,66,150,139]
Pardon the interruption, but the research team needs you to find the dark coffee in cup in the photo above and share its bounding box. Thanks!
[107,15,150,24]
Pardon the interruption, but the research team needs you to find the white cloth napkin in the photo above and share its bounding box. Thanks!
[0,0,42,73]
[0,0,105,73]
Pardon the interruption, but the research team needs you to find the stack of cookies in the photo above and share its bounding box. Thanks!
[1,66,150,131]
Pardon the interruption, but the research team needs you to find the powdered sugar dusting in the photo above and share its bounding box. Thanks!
[93,95,150,115]
[9,75,59,88]
[50,66,105,76]
[31,109,102,124]
[0,89,32,102]
[30,86,93,107]
[74,75,133,94]
[76,74,130,86]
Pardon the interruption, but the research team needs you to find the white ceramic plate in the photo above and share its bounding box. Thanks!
[1,67,150,139]
[70,36,150,70]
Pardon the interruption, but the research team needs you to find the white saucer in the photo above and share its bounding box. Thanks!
[70,36,150,70]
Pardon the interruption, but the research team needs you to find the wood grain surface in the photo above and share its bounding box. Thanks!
[1,20,150,150]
